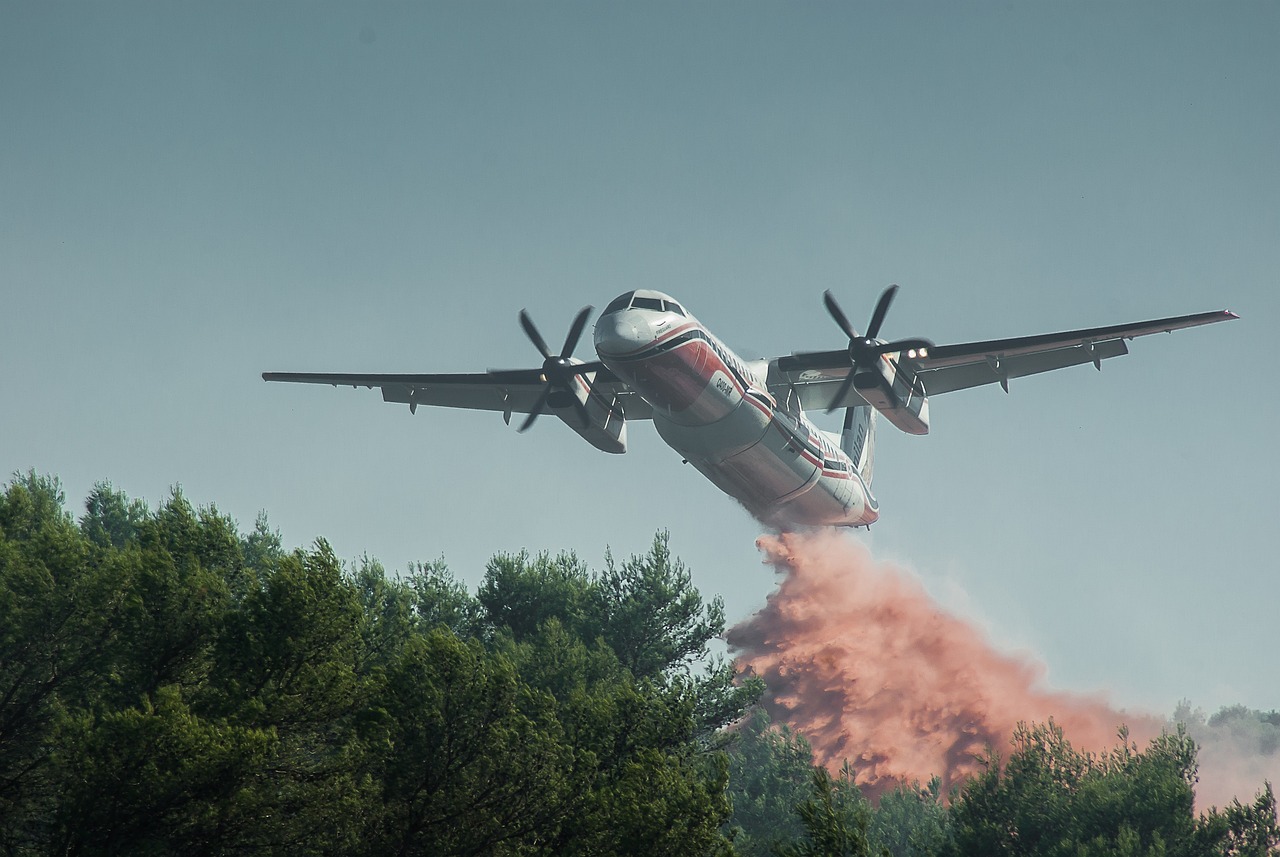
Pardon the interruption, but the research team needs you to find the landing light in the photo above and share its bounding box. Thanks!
[908,348,929,359]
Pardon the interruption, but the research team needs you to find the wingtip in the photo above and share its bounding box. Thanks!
[1223,309,1240,320]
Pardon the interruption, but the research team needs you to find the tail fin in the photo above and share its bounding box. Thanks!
[841,405,875,488]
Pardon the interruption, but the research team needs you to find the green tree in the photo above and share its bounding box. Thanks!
[1195,783,1280,857]
[79,480,148,549]
[1,474,763,856]
[478,549,597,643]
[945,722,1207,857]
[407,557,480,636]
[499,614,739,856]
[107,498,234,704]
[777,763,877,857]
[350,554,418,672]
[726,707,817,856]
[197,540,378,852]
[869,777,950,857]
[47,685,275,855]
[473,537,748,855]
[596,531,725,680]
[372,628,576,856]
[0,472,124,850]
[1218,784,1280,856]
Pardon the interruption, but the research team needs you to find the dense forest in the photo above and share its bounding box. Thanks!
[1,471,1276,856]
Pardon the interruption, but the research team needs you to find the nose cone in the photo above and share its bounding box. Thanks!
[594,310,656,358]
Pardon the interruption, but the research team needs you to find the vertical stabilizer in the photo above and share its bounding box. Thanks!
[841,405,875,488]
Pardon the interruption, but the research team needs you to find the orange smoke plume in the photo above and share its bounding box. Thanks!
[727,530,1158,798]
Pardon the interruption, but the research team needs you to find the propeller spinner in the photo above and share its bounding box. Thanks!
[516,306,603,432]
[822,285,933,413]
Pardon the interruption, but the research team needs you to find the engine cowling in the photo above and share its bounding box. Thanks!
[549,375,628,453]
[853,358,929,436]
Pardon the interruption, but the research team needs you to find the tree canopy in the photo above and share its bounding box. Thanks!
[1,472,1275,856]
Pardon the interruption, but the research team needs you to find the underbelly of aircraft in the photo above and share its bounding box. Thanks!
[653,404,877,529]
[603,327,877,528]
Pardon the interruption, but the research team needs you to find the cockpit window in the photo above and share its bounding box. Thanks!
[605,293,686,316]
[604,292,634,314]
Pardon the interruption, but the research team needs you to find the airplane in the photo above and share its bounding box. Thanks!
[263,287,1236,529]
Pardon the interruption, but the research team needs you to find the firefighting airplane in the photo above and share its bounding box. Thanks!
[263,287,1236,528]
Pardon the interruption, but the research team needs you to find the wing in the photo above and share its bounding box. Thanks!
[771,308,1237,409]
[262,368,655,420]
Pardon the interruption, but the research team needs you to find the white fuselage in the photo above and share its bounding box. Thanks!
[594,296,878,528]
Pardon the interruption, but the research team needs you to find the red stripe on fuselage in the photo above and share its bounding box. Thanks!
[611,323,770,422]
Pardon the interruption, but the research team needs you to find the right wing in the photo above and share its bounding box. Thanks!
[261,368,655,420]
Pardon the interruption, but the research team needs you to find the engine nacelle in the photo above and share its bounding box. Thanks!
[549,376,628,453]
[853,357,930,436]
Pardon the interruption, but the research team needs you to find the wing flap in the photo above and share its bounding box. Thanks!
[919,339,1128,394]
[378,381,542,412]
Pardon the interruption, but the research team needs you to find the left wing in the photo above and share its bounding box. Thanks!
[261,369,655,420]
[772,308,1237,411]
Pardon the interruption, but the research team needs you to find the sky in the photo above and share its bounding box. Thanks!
[3,2,1277,715]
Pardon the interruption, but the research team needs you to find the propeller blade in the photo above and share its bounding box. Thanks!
[518,388,550,433]
[823,291,859,342]
[560,306,593,359]
[519,310,552,360]
[824,371,859,415]
[865,284,898,340]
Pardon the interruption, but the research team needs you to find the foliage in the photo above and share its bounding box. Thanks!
[942,720,1280,857]
[726,707,817,855]
[869,777,951,857]
[2,472,1277,856]
[776,763,877,857]
[595,534,725,679]
[0,474,749,855]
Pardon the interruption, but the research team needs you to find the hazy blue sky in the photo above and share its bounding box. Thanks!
[3,2,1276,713]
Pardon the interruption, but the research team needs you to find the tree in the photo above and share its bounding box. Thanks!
[47,685,275,855]
[777,763,877,857]
[406,557,480,637]
[0,474,762,856]
[596,531,726,680]
[478,549,597,643]
[869,778,950,857]
[472,537,748,855]
[372,628,576,856]
[193,540,379,853]
[80,480,148,549]
[0,472,123,850]
[1216,784,1280,856]
[725,707,817,855]
[945,722,1205,857]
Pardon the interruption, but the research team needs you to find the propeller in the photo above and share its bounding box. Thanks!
[822,285,933,413]
[516,306,601,432]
